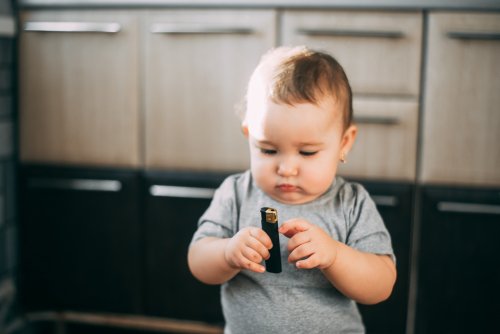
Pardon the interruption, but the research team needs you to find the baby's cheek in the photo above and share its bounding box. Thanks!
[303,166,334,194]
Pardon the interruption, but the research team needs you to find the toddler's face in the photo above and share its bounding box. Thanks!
[243,95,356,205]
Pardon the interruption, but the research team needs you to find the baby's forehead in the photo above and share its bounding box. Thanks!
[247,95,344,124]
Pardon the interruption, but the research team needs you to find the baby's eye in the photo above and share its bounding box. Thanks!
[300,151,318,157]
[260,148,277,155]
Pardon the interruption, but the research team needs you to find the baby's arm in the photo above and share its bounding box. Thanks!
[279,219,396,305]
[188,227,272,285]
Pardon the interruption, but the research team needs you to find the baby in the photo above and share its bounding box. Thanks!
[188,46,396,333]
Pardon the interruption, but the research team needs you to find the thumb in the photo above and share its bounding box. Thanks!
[279,218,311,238]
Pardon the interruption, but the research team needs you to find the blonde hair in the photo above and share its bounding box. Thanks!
[242,46,353,130]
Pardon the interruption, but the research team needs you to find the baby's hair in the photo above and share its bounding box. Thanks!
[243,46,353,130]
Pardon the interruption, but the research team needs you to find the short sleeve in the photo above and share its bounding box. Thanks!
[191,176,239,244]
[341,182,396,263]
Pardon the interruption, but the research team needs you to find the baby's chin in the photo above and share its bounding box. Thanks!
[268,189,320,205]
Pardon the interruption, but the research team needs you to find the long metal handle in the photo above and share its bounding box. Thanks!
[353,116,400,125]
[150,185,215,199]
[372,195,399,207]
[437,202,500,215]
[447,31,500,41]
[150,23,255,35]
[24,21,121,33]
[28,178,122,192]
[297,28,405,39]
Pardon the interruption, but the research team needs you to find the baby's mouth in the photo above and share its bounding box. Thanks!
[277,184,299,192]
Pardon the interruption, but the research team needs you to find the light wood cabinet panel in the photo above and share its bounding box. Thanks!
[338,98,418,181]
[144,10,276,171]
[19,10,140,167]
[281,10,422,96]
[420,12,500,186]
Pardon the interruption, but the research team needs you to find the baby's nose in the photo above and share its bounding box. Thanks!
[277,158,298,177]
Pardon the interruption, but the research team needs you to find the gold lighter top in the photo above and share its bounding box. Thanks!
[265,208,278,223]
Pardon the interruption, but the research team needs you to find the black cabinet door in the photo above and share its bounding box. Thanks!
[19,165,142,313]
[415,186,500,334]
[144,171,228,324]
[356,181,413,334]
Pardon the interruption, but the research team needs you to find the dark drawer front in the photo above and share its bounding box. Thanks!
[19,165,142,313]
[416,186,500,334]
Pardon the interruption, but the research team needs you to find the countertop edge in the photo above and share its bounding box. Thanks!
[16,0,500,11]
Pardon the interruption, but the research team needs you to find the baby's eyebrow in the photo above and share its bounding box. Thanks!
[253,138,323,147]
[255,139,275,146]
[298,141,323,147]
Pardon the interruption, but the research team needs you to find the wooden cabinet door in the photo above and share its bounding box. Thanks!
[281,10,422,96]
[420,12,500,186]
[19,11,140,167]
[338,98,419,181]
[282,10,421,181]
[144,10,276,171]
[416,186,500,333]
[18,165,142,313]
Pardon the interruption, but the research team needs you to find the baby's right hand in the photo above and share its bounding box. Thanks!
[224,227,273,273]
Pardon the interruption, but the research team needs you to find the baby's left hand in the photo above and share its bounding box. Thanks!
[279,219,338,270]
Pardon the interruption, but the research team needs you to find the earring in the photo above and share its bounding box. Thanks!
[340,151,347,164]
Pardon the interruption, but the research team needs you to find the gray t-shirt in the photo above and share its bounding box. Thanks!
[192,171,394,334]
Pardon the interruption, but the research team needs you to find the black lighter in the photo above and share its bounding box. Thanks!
[260,207,282,273]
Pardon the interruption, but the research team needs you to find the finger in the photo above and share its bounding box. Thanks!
[296,254,320,269]
[250,228,273,250]
[287,231,311,253]
[288,243,314,263]
[245,260,266,273]
[232,250,265,273]
[279,219,311,238]
[242,247,264,264]
[245,236,271,260]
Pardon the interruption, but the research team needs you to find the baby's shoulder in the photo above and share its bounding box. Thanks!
[218,170,251,191]
[334,176,370,202]
[213,170,253,202]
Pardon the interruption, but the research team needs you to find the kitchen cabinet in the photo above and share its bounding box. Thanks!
[282,10,422,182]
[143,9,276,171]
[414,11,500,334]
[16,5,500,334]
[19,10,140,167]
[340,98,419,182]
[420,12,500,186]
[18,165,142,313]
[18,9,276,172]
[356,181,413,334]
[281,10,422,96]
[143,171,229,324]
[415,186,500,334]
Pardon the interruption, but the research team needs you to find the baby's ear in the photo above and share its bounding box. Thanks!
[241,122,249,138]
[341,124,357,153]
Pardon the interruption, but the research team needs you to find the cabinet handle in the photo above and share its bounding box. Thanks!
[150,185,215,199]
[297,28,405,39]
[150,24,255,35]
[24,21,121,33]
[372,195,399,207]
[447,31,500,41]
[437,202,500,215]
[28,178,122,192]
[353,116,400,125]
